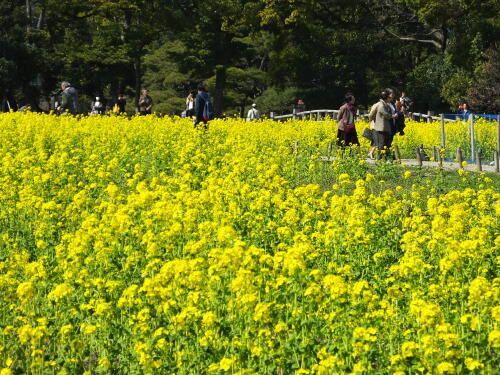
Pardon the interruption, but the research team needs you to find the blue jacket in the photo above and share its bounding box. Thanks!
[195,92,210,122]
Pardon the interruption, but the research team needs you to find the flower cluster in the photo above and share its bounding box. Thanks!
[0,112,498,374]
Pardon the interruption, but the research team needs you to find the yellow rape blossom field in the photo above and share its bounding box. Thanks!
[0,112,498,375]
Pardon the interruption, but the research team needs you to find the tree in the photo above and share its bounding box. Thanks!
[466,46,500,113]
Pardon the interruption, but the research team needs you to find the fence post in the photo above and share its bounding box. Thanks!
[292,107,297,120]
[427,111,434,123]
[497,115,500,157]
[437,148,443,169]
[475,149,482,172]
[457,147,463,169]
[293,141,298,153]
[317,111,320,121]
[416,147,422,166]
[327,142,333,156]
[270,112,275,121]
[495,151,500,173]
[394,145,401,163]
[470,114,476,163]
[431,146,438,161]
[440,114,446,149]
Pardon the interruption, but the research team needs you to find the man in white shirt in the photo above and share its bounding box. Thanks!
[247,103,260,121]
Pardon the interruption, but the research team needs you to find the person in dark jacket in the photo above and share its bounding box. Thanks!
[393,101,406,135]
[2,92,18,112]
[194,84,211,129]
[57,82,79,114]
[138,89,153,115]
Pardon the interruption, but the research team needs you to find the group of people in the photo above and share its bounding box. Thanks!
[55,82,132,115]
[182,84,215,128]
[336,89,411,159]
[184,87,261,124]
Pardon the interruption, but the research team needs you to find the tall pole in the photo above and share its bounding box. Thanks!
[440,114,446,150]
[470,114,475,163]
[497,115,500,157]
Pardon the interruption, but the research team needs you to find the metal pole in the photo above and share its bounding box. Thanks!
[497,115,500,157]
[470,114,475,163]
[440,114,446,149]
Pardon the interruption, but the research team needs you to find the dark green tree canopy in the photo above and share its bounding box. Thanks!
[1,0,498,114]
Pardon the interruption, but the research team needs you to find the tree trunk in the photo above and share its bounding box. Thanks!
[36,8,44,29]
[133,56,142,112]
[213,65,226,117]
[25,0,32,31]
[240,99,247,119]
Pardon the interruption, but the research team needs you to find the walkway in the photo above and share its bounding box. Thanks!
[319,156,499,173]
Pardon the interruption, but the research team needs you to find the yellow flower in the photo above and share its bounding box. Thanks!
[47,283,73,303]
[436,362,455,374]
[488,329,500,348]
[464,358,483,371]
[16,281,35,302]
[218,357,235,371]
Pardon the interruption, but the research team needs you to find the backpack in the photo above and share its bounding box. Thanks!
[202,96,215,121]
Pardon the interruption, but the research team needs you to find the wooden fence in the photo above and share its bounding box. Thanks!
[270,108,500,168]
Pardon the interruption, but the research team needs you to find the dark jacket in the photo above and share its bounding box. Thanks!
[195,92,210,123]
[2,99,18,112]
[61,87,79,114]
[139,95,153,113]
[394,111,405,135]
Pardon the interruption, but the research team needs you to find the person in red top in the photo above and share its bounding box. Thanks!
[337,93,359,147]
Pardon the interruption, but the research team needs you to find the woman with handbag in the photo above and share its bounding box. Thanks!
[337,93,359,147]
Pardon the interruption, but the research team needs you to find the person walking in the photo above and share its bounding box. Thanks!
[138,89,153,115]
[91,96,104,115]
[399,91,413,112]
[337,93,359,147]
[368,88,399,158]
[394,101,406,135]
[185,91,195,117]
[57,82,79,114]
[115,94,126,114]
[246,103,260,121]
[194,84,213,129]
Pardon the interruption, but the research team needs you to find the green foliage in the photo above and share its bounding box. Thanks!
[407,55,456,111]
[1,0,499,114]
[254,87,299,115]
[440,70,473,110]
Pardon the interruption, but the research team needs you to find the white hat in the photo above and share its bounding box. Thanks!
[96,97,100,101]
[252,103,257,107]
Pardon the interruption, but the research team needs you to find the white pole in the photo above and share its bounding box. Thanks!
[440,114,446,149]
[470,114,475,163]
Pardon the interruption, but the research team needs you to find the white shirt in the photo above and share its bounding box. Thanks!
[247,108,260,121]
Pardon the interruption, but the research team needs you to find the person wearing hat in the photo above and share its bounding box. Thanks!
[246,103,260,121]
[91,96,104,115]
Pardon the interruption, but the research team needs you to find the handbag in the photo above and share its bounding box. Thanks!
[362,127,373,142]
[344,123,355,133]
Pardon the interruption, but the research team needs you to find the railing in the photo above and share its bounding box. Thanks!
[270,108,455,123]
[270,108,500,164]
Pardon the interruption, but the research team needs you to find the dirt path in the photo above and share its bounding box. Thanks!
[319,156,499,174]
